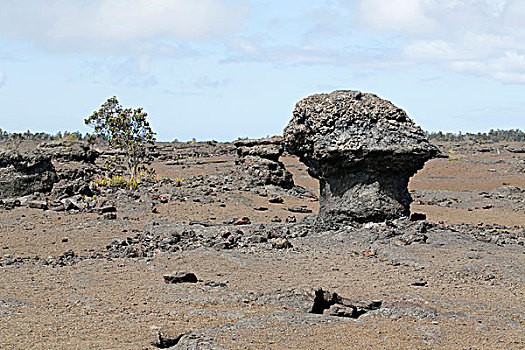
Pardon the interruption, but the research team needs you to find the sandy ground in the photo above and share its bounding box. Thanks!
[0,141,524,349]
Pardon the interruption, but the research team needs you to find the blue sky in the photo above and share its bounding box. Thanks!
[0,0,523,141]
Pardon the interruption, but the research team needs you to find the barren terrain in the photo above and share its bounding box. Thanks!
[1,140,524,349]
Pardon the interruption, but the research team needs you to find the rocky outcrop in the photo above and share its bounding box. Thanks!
[36,141,100,198]
[0,141,100,201]
[0,149,57,198]
[36,140,99,163]
[234,138,294,189]
[284,90,441,226]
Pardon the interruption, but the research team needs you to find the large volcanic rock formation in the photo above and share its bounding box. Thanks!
[234,138,294,189]
[36,141,100,198]
[284,90,441,226]
[0,149,58,198]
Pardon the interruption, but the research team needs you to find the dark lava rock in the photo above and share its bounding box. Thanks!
[234,138,284,162]
[103,212,117,220]
[163,272,198,284]
[36,140,99,163]
[287,206,312,213]
[284,90,441,226]
[269,196,284,204]
[152,332,183,349]
[34,141,100,199]
[52,249,78,267]
[255,287,382,319]
[0,149,58,198]
[410,212,427,221]
[247,234,267,244]
[285,216,297,223]
[28,200,48,210]
[234,138,294,189]
[96,205,117,214]
[204,281,227,288]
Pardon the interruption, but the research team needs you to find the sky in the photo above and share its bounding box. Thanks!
[0,0,524,141]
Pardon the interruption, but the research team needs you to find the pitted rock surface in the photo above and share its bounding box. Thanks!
[0,149,58,198]
[36,140,99,163]
[37,141,100,198]
[234,138,294,189]
[284,90,441,225]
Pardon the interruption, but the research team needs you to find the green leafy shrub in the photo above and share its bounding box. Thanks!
[85,96,156,184]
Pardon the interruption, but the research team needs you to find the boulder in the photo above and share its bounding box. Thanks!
[0,149,58,198]
[234,138,294,189]
[36,141,100,199]
[36,140,99,163]
[284,90,441,226]
[163,272,198,284]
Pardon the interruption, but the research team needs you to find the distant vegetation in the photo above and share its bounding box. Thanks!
[0,129,87,142]
[1,128,523,143]
[426,129,524,142]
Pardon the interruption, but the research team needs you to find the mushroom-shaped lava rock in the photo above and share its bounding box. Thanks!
[283,90,441,226]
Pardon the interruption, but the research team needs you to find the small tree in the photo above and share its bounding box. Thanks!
[85,96,156,184]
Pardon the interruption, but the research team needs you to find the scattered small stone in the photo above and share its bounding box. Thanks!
[325,304,356,318]
[363,248,376,257]
[271,216,282,223]
[288,206,312,213]
[253,206,268,211]
[272,238,292,249]
[285,216,296,223]
[269,197,284,204]
[247,235,267,244]
[205,281,227,288]
[163,271,198,284]
[234,217,251,225]
[62,198,79,211]
[411,279,428,287]
[61,237,69,243]
[103,213,117,220]
[189,220,213,227]
[96,205,116,214]
[28,200,48,210]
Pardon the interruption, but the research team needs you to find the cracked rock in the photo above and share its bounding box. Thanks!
[284,90,441,226]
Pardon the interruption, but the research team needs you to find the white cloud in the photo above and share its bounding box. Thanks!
[356,0,525,83]
[0,71,5,88]
[357,0,433,34]
[450,51,525,83]
[0,0,250,53]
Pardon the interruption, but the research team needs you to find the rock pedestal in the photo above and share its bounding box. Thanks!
[284,90,441,226]
[234,138,294,189]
